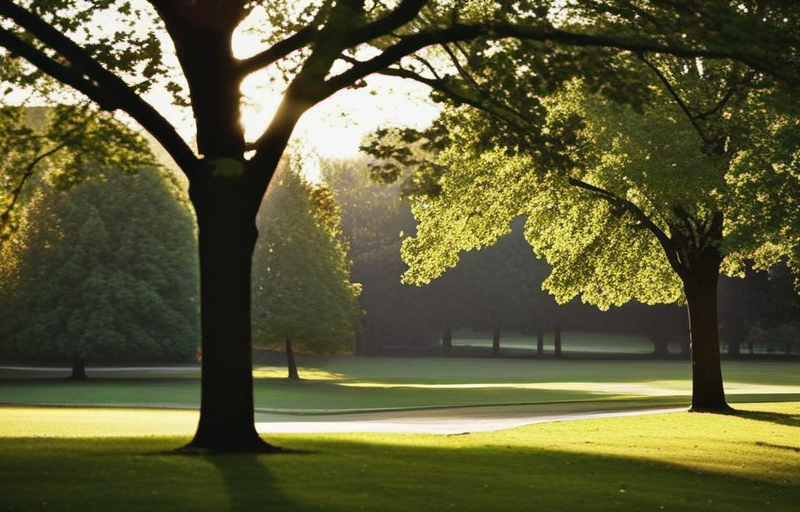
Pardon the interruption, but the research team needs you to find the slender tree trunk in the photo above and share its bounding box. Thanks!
[492,327,500,356]
[536,329,544,357]
[442,327,453,355]
[682,261,730,412]
[69,358,87,380]
[184,176,276,453]
[651,338,670,357]
[554,323,562,358]
[285,337,299,380]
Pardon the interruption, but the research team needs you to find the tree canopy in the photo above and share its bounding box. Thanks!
[368,49,800,410]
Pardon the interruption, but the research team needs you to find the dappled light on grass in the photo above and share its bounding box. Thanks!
[252,366,346,380]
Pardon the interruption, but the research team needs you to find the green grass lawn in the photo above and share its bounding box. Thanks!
[2,356,799,412]
[1,402,799,511]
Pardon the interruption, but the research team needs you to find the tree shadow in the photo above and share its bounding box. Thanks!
[729,407,800,428]
[202,453,298,512]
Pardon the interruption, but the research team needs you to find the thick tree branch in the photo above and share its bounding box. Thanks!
[568,176,684,273]
[0,0,198,173]
[315,17,783,109]
[314,24,487,103]
[0,28,117,109]
[672,205,699,248]
[236,0,338,76]
[237,26,319,76]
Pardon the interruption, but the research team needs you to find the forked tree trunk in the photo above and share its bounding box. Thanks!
[285,337,299,380]
[185,177,276,453]
[69,358,87,380]
[681,252,730,412]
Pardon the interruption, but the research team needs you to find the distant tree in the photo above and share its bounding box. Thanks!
[252,160,360,378]
[326,157,667,358]
[422,217,558,356]
[0,166,199,378]
[719,265,800,355]
[322,157,441,354]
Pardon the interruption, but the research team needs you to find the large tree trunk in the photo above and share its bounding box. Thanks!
[184,177,276,453]
[285,337,299,380]
[682,256,730,412]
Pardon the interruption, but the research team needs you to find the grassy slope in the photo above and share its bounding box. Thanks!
[1,402,799,512]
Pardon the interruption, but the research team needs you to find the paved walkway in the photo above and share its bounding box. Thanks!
[254,405,687,434]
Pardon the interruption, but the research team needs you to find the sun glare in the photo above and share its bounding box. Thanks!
[232,18,440,163]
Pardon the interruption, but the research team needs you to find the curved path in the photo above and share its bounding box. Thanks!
[254,404,687,435]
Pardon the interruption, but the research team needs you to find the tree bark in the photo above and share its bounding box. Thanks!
[285,337,299,380]
[69,358,87,380]
[681,256,731,412]
[184,174,276,453]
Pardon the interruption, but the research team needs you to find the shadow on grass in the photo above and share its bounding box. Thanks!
[1,432,798,512]
[204,453,298,511]
[731,408,800,428]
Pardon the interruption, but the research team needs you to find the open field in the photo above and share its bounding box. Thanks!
[2,356,800,413]
[1,402,799,511]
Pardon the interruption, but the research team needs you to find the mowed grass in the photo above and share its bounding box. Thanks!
[1,402,799,511]
[2,356,800,412]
